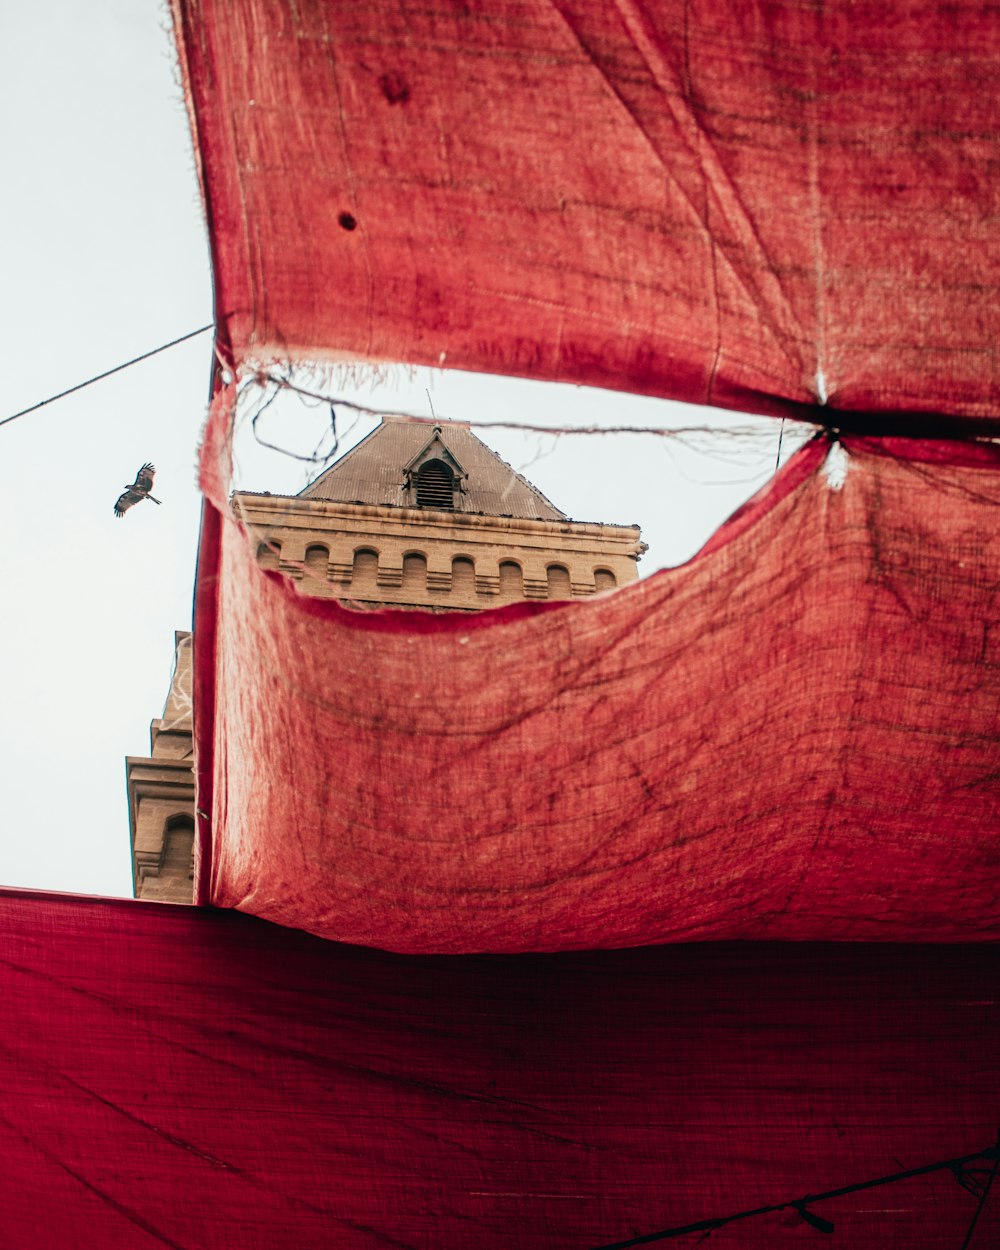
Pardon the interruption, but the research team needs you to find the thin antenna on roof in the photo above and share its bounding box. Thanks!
[425,388,437,420]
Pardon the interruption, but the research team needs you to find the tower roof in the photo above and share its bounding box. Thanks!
[299,418,566,521]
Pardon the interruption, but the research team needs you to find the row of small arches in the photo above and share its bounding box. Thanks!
[257,542,617,596]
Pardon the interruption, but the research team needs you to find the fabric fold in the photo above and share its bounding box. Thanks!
[194,428,1000,951]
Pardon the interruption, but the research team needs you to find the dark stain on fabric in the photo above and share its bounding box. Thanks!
[379,72,411,104]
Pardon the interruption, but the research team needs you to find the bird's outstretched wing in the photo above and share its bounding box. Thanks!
[114,463,159,517]
[114,489,137,517]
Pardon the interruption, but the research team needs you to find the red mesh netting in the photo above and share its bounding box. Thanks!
[195,409,1000,951]
[4,891,999,1249]
[173,0,1000,430]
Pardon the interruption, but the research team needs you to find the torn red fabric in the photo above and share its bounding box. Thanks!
[173,0,1000,429]
[3,890,999,1249]
[196,421,1000,951]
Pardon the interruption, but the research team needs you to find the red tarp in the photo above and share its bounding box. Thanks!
[173,0,1000,430]
[197,421,1000,950]
[12,9,994,1244]
[175,0,1000,943]
[3,891,999,1249]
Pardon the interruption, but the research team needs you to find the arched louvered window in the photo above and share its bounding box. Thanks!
[499,561,523,598]
[594,568,617,591]
[451,556,475,595]
[256,541,280,571]
[546,564,572,599]
[352,548,379,591]
[416,460,454,509]
[305,544,329,579]
[402,552,427,592]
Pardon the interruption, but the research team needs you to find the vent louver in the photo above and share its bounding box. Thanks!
[416,461,454,509]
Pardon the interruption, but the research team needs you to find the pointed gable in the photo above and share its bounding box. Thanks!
[403,428,468,482]
[299,418,566,521]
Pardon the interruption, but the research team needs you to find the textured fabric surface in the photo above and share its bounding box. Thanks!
[196,417,1000,951]
[173,0,1000,429]
[2,891,998,1249]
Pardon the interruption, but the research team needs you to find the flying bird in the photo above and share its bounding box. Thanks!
[114,463,161,517]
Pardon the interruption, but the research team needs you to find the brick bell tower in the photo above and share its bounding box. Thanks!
[128,418,644,901]
[235,417,644,609]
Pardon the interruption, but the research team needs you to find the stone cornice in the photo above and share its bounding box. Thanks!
[233,492,641,545]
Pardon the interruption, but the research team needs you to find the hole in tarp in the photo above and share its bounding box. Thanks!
[338,212,357,231]
[379,72,411,104]
[233,367,819,575]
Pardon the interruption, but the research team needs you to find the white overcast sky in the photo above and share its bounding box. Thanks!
[1,1,810,899]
